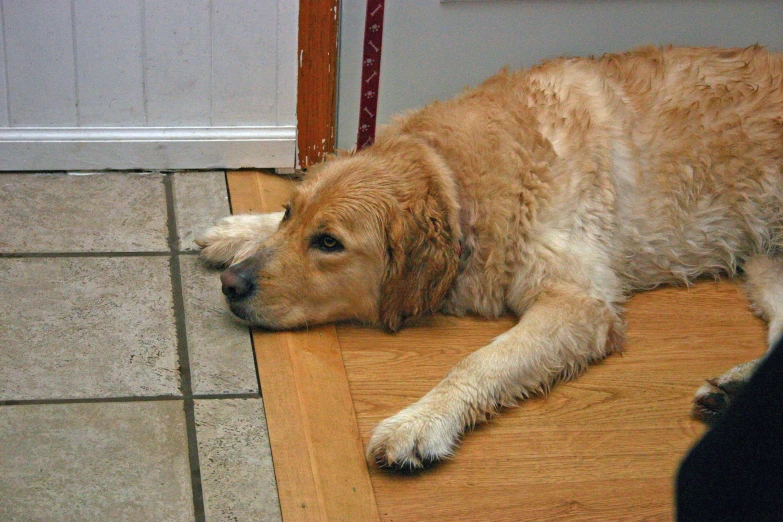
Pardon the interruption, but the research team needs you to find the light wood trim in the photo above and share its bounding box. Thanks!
[226,169,294,214]
[226,170,380,522]
[297,0,340,169]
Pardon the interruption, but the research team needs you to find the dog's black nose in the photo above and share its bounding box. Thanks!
[220,261,256,301]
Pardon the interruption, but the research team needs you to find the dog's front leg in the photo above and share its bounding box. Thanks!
[367,288,623,471]
[196,212,285,267]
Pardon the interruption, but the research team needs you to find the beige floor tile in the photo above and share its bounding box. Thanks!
[0,401,193,522]
[172,171,230,251]
[195,398,281,521]
[0,172,168,253]
[0,257,179,400]
[180,255,258,395]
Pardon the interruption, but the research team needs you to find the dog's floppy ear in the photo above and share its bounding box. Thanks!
[379,195,460,332]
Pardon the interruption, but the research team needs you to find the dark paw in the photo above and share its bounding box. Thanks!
[692,378,746,424]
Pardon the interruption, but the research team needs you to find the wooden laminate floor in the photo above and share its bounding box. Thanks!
[229,170,767,522]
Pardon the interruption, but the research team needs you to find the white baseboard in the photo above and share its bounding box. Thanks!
[0,126,297,171]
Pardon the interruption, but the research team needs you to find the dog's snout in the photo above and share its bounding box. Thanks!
[220,261,257,301]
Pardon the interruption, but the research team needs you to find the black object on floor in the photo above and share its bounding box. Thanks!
[677,339,783,521]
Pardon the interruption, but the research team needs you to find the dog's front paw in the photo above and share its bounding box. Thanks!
[195,218,249,267]
[692,360,758,423]
[196,214,280,268]
[366,405,462,473]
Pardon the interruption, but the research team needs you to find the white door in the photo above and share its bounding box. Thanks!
[0,0,298,170]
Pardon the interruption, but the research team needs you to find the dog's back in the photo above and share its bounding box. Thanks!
[594,46,783,288]
[388,46,783,296]
[484,46,783,290]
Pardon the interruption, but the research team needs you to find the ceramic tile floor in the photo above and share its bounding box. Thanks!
[0,171,282,522]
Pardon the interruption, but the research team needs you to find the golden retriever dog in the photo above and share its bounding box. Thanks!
[198,46,783,471]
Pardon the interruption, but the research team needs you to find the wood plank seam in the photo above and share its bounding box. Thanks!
[287,331,330,518]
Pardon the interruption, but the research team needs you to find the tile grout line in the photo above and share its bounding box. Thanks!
[0,250,200,259]
[0,395,183,407]
[164,174,206,522]
[0,393,262,408]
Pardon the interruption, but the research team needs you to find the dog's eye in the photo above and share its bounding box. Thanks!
[312,234,344,253]
[282,203,291,221]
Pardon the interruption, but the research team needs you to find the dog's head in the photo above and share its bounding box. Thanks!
[221,137,462,332]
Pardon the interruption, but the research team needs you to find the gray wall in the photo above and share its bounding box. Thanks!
[337,0,783,150]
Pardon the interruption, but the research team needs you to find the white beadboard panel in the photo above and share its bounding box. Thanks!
[0,126,296,170]
[144,0,212,126]
[73,0,145,126]
[276,0,299,126]
[211,0,277,126]
[0,0,298,169]
[3,0,77,127]
[0,4,8,127]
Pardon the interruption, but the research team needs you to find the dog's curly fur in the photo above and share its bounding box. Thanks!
[199,46,783,470]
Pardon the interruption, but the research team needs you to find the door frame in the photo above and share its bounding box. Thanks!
[296,0,341,169]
